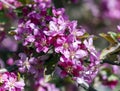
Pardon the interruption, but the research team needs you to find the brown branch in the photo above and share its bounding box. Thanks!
[0,0,16,9]
[101,60,120,66]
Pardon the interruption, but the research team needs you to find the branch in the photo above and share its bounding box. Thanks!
[0,65,18,73]
[101,60,120,66]
[100,43,120,60]
[0,0,16,9]
[88,86,97,91]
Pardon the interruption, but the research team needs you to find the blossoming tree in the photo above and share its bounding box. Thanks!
[0,0,120,91]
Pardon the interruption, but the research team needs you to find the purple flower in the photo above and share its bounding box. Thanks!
[54,36,73,53]
[29,59,44,78]
[62,42,88,60]
[0,72,25,91]
[35,35,49,53]
[44,16,67,37]
[83,37,98,57]
[1,37,18,52]
[7,58,14,66]
[16,53,37,73]
[59,57,83,77]
[52,8,66,17]
[23,34,35,46]
[34,0,51,9]
[68,21,85,38]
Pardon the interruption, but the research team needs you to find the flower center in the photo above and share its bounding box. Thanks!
[24,58,30,69]
[63,43,69,49]
[70,51,75,59]
[66,66,73,74]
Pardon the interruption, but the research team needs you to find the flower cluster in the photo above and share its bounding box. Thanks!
[14,0,100,85]
[2,0,120,91]
[0,72,25,91]
[35,78,59,91]
[16,53,44,78]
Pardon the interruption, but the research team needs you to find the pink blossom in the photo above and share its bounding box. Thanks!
[52,8,66,17]
[7,58,14,66]
[34,0,51,9]
[35,35,49,53]
[68,21,85,37]
[0,72,25,91]
[54,36,73,53]
[16,53,37,73]
[44,16,67,36]
[62,43,88,60]
[59,57,82,77]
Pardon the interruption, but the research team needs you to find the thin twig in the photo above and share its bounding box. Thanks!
[0,0,16,9]
[101,60,120,66]
[88,86,97,91]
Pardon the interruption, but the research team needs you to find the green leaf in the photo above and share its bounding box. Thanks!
[117,33,120,39]
[8,31,16,35]
[47,7,53,16]
[108,75,118,81]
[108,32,117,42]
[44,71,53,82]
[78,33,90,39]
[14,7,23,17]
[17,72,21,80]
[18,0,26,4]
[18,0,32,4]
[100,43,120,60]
[44,54,60,75]
[44,54,60,82]
[99,33,117,44]
[0,10,8,23]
